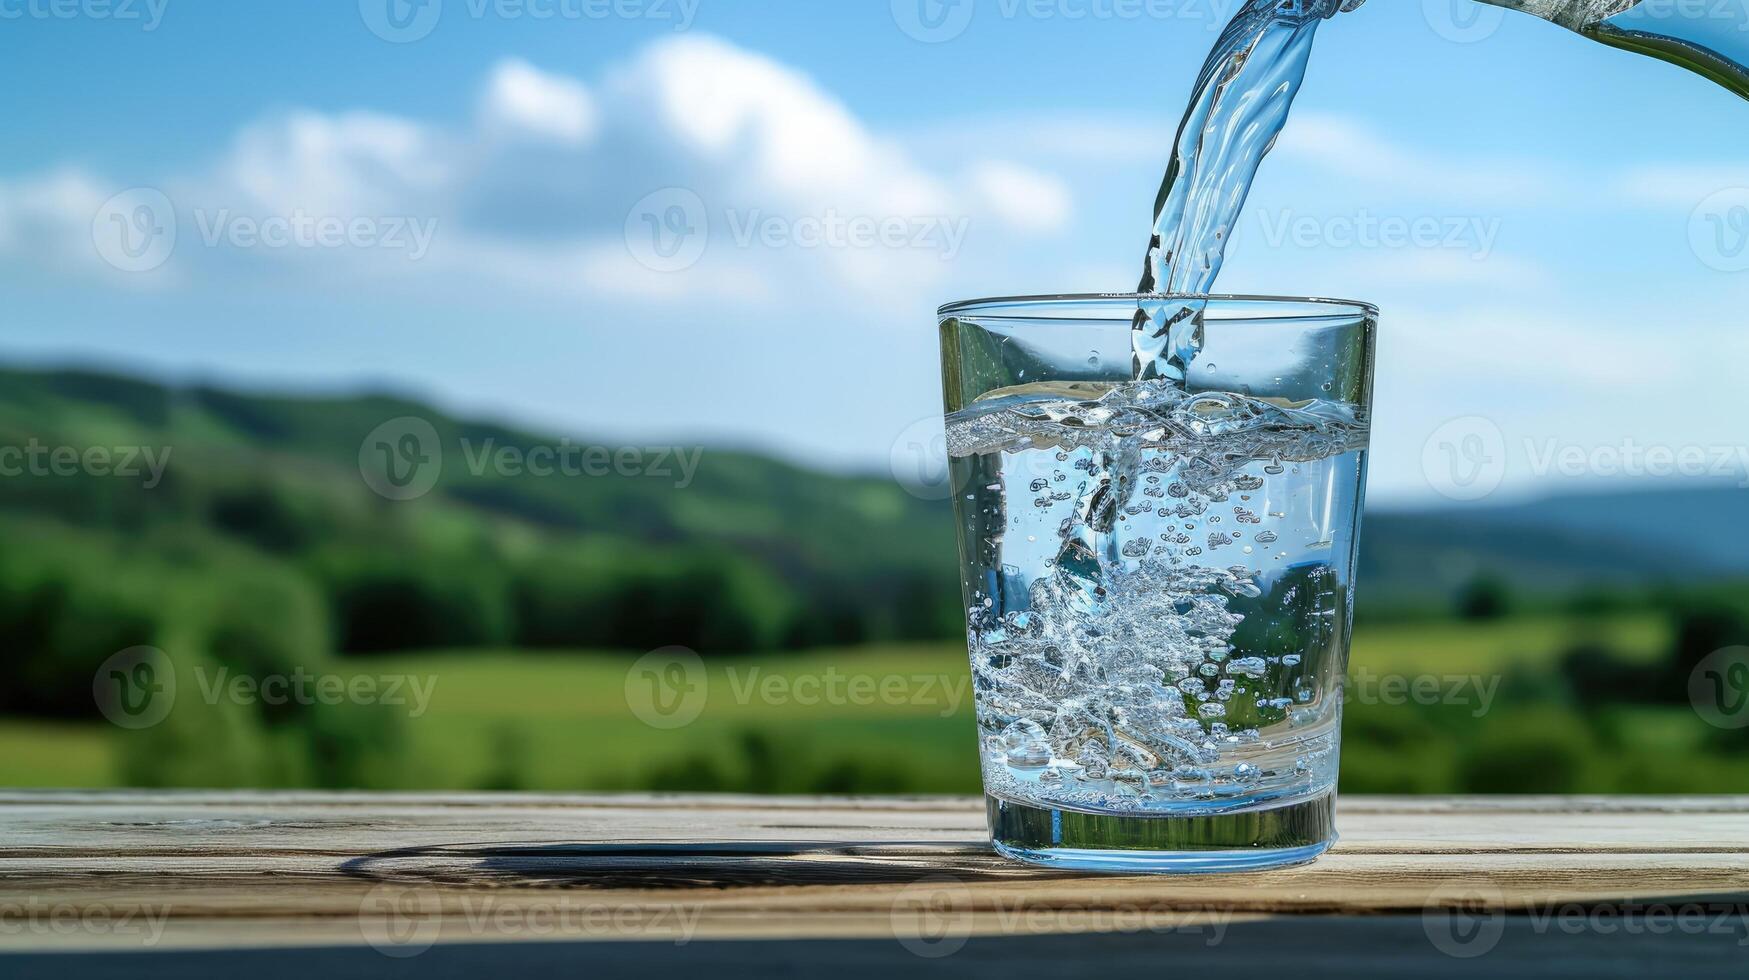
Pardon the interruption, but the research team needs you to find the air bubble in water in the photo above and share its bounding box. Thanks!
[1000,719,1053,768]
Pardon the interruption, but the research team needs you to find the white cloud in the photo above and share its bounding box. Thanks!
[1352,250,1552,290]
[1612,164,1749,210]
[481,58,597,146]
[1387,305,1679,388]
[0,37,1070,311]
[969,161,1072,233]
[222,110,450,219]
[1274,111,1554,203]
[0,169,106,256]
[0,169,184,286]
[908,111,1171,166]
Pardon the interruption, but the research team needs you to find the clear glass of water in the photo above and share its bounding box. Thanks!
[939,294,1377,873]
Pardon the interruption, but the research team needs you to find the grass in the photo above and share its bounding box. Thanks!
[0,720,116,787]
[0,610,1680,792]
[1349,610,1668,675]
[344,644,982,792]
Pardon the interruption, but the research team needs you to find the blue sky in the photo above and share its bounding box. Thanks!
[3,1,1749,505]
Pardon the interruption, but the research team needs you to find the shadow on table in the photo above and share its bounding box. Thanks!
[337,840,1059,888]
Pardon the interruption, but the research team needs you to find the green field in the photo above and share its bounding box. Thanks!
[9,609,1737,795]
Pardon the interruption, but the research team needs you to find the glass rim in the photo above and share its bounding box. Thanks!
[938,292,1379,320]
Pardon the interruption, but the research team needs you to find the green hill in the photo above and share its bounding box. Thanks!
[0,363,1728,686]
[0,365,965,667]
[0,365,1744,793]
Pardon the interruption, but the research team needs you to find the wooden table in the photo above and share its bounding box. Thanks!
[1,792,1745,977]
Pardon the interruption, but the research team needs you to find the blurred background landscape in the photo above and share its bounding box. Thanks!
[4,4,1749,795]
[1,365,1746,796]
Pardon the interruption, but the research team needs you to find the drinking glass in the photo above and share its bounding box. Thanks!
[938,294,1377,872]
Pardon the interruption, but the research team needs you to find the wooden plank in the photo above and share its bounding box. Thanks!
[0,793,1743,956]
[0,795,1744,855]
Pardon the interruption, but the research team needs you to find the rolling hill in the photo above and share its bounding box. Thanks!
[0,363,1733,665]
